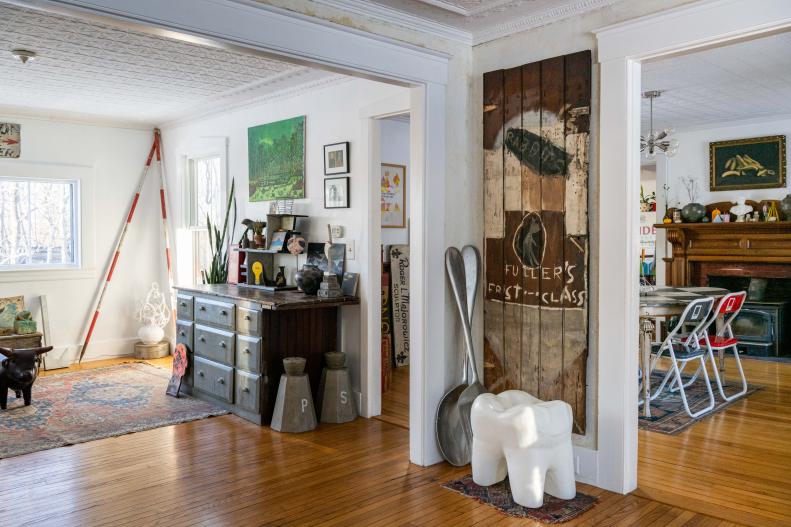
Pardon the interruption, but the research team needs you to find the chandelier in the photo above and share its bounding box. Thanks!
[641,90,678,158]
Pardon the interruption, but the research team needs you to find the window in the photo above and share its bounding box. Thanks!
[0,178,79,269]
[186,155,224,283]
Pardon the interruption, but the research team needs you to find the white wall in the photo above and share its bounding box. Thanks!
[0,115,165,362]
[161,78,408,394]
[664,118,791,206]
[380,118,410,247]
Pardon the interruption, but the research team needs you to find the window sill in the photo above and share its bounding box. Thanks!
[0,267,97,283]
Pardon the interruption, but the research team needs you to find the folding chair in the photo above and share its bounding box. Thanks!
[648,297,716,418]
[698,292,749,402]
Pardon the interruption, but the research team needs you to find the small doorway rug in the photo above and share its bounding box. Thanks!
[442,475,598,524]
[0,363,227,459]
[639,370,762,435]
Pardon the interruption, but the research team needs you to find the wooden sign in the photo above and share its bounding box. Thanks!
[0,123,20,158]
[483,51,591,434]
[381,263,393,392]
[166,343,188,397]
[389,245,410,367]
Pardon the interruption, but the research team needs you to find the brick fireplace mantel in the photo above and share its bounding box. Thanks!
[655,222,791,286]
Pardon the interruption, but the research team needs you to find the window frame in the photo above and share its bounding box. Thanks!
[0,176,81,271]
[0,160,94,283]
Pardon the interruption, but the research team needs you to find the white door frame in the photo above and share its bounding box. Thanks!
[33,0,449,466]
[594,0,791,493]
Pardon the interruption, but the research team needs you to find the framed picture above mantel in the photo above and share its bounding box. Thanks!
[710,135,786,191]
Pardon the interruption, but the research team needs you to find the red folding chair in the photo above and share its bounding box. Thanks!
[698,291,749,402]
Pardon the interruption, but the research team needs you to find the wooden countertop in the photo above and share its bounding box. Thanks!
[175,284,359,311]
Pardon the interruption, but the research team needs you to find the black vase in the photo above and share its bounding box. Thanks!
[275,266,287,287]
[295,265,323,295]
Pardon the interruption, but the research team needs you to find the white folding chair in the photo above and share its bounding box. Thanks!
[648,297,716,418]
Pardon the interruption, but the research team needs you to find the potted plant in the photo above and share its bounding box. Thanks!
[202,179,237,284]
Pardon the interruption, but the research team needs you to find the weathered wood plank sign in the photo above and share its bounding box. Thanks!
[483,51,590,433]
[390,245,410,367]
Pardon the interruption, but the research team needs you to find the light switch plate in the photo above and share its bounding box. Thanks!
[345,239,356,260]
[330,225,343,239]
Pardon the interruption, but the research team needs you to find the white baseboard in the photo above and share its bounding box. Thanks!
[42,337,172,369]
[573,445,599,486]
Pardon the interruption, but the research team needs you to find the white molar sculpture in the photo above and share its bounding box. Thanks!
[470,390,576,508]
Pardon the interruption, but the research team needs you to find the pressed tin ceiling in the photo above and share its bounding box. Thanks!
[0,2,337,125]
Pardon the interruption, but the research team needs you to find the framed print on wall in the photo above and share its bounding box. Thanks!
[710,135,786,191]
[381,163,406,228]
[324,141,349,175]
[324,177,349,208]
[0,122,20,158]
[247,116,305,201]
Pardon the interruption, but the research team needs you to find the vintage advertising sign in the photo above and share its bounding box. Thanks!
[483,51,591,434]
[389,245,410,367]
[0,123,20,158]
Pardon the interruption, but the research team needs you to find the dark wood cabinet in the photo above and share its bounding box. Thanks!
[174,284,358,425]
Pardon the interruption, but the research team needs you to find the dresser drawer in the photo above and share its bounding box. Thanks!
[235,370,261,413]
[195,297,235,330]
[176,320,193,350]
[176,294,194,321]
[194,324,235,365]
[235,335,262,373]
[194,357,233,403]
[236,306,262,336]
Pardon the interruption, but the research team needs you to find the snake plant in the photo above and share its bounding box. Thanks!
[201,179,236,284]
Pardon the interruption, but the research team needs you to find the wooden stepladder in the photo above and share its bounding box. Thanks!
[78,129,176,362]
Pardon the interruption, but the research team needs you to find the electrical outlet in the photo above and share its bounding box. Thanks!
[346,239,356,260]
[330,225,343,238]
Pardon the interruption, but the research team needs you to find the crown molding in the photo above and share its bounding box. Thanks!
[0,105,155,130]
[161,73,352,129]
[312,0,473,45]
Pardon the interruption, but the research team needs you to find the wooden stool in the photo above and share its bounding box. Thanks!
[271,357,317,433]
[318,352,357,424]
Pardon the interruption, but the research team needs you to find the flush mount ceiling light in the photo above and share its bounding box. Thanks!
[640,90,678,159]
[10,49,37,64]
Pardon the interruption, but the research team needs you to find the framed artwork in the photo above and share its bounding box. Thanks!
[341,272,359,297]
[710,135,786,191]
[324,177,349,209]
[248,116,305,201]
[306,242,345,280]
[0,122,20,159]
[269,231,288,252]
[324,141,349,175]
[381,163,406,228]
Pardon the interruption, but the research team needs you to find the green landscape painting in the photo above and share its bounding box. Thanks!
[248,116,305,201]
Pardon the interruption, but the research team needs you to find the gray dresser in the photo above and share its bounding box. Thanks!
[174,284,359,425]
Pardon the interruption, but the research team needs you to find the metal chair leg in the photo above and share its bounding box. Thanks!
[709,345,748,402]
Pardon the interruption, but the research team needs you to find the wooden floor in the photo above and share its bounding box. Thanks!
[637,356,791,526]
[1,356,786,526]
[376,365,409,429]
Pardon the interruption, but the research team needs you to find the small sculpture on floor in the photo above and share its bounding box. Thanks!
[470,390,576,509]
[0,346,53,410]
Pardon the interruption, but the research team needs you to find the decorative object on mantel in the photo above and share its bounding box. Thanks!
[317,225,343,299]
[275,266,287,287]
[202,179,237,284]
[165,343,188,397]
[779,194,791,220]
[135,283,171,345]
[0,345,53,410]
[317,351,357,423]
[252,221,266,248]
[680,176,705,223]
[248,116,305,202]
[640,90,678,158]
[270,357,317,433]
[710,135,786,191]
[731,197,753,223]
[0,122,21,158]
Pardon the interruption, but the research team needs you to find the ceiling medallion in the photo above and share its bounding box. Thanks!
[640,90,678,159]
[10,49,37,64]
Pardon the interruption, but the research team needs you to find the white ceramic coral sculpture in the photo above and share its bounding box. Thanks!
[134,283,170,345]
[470,390,576,508]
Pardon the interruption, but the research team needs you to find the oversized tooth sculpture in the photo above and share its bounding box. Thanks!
[470,390,576,508]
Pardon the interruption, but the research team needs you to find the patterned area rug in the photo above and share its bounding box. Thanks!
[0,363,227,459]
[442,475,598,524]
[639,370,761,435]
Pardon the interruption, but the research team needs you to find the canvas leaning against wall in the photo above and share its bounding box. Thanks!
[248,116,306,201]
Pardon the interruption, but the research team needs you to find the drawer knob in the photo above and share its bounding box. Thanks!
[198,371,205,377]
[244,348,250,354]
[199,306,206,311]
[245,315,251,321]
[199,337,206,343]
[180,301,187,307]
[220,342,226,348]
[217,378,225,384]
[220,310,228,316]
[242,387,250,393]
[179,331,185,336]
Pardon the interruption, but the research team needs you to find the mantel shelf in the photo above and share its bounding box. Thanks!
[655,222,791,231]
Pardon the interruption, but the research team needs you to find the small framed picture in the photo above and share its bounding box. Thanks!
[324,177,350,209]
[269,231,288,252]
[324,141,350,175]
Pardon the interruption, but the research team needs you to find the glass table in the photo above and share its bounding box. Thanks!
[639,286,729,418]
